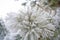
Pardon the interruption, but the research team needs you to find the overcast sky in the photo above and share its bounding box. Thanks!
[0,0,26,18]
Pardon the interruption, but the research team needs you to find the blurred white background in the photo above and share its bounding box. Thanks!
[0,0,26,18]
